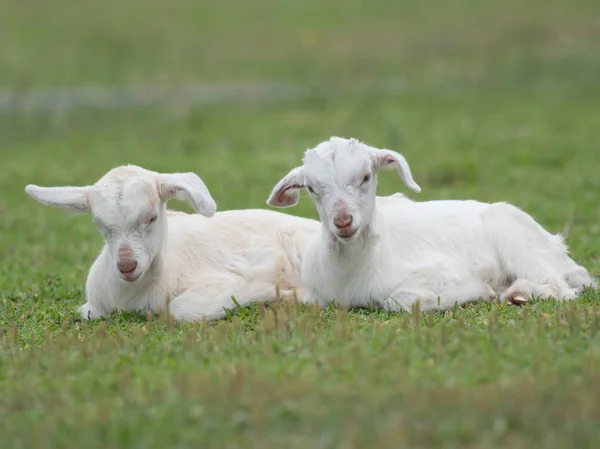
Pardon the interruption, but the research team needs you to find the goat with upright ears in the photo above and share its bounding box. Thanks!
[267,136,596,312]
[27,164,320,322]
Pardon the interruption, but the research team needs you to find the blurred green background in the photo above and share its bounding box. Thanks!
[1,0,598,286]
[1,1,600,447]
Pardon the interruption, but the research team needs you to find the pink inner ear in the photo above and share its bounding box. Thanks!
[382,154,396,165]
[277,184,303,204]
[277,191,289,204]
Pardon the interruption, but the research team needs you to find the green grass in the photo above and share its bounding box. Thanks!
[1,0,600,447]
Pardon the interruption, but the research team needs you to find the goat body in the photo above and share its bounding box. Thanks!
[83,208,318,321]
[303,196,593,311]
[26,165,319,322]
[268,137,596,312]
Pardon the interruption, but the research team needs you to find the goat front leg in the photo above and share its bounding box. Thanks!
[78,302,107,320]
[385,278,496,313]
[166,274,300,322]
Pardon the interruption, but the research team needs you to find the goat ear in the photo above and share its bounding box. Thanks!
[157,172,217,217]
[25,185,92,213]
[267,167,306,208]
[372,149,421,193]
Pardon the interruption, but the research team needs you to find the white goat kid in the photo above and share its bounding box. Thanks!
[26,165,319,322]
[267,137,596,312]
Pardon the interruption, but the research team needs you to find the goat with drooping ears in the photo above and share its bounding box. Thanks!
[26,165,320,322]
[267,136,596,312]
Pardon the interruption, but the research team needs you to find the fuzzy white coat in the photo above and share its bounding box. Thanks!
[268,137,596,311]
[26,165,320,322]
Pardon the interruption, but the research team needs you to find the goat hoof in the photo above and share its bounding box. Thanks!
[508,293,529,305]
[483,284,496,300]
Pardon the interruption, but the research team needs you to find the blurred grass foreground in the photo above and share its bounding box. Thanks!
[1,0,600,448]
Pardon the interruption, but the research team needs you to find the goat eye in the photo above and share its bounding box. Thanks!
[148,215,158,224]
[362,174,371,183]
[307,186,315,194]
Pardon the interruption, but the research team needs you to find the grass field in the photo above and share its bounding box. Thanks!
[1,0,600,447]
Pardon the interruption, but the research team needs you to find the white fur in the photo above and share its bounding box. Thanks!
[26,165,319,322]
[267,137,597,312]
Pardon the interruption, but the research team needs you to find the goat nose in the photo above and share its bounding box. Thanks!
[119,246,132,257]
[334,213,353,229]
[117,259,137,274]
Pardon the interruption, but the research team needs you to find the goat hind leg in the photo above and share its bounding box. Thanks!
[484,203,576,298]
[501,278,581,305]
[564,263,597,290]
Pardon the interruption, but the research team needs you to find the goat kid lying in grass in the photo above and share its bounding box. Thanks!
[25,165,320,322]
[267,137,597,312]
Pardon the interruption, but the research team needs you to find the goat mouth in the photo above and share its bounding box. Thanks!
[119,269,141,282]
[336,227,359,241]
